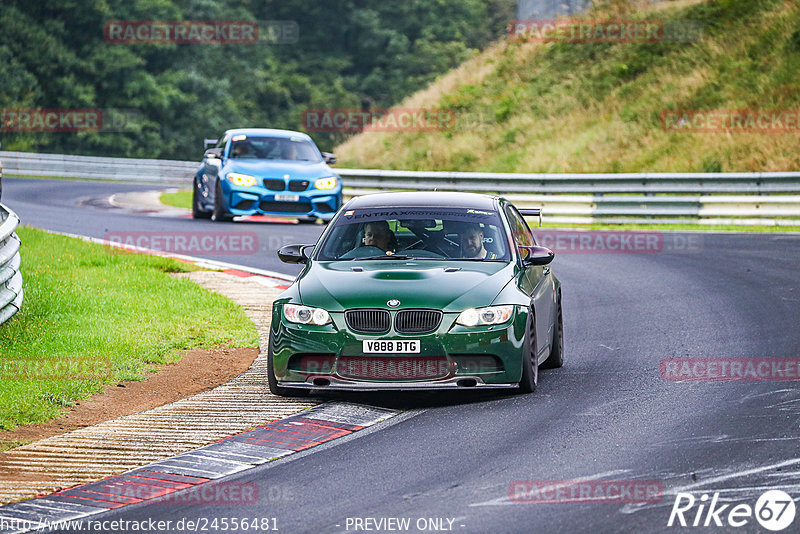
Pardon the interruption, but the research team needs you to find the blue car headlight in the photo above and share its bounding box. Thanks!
[314,176,338,190]
[227,173,257,187]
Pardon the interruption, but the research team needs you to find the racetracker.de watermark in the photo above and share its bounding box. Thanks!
[509,19,703,43]
[661,358,800,381]
[104,20,298,44]
[104,232,258,255]
[509,480,663,504]
[1,108,142,133]
[0,356,112,380]
[106,481,266,505]
[301,108,455,133]
[535,231,703,254]
[662,110,800,133]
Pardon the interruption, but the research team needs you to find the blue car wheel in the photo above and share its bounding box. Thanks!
[192,178,212,219]
[212,180,234,222]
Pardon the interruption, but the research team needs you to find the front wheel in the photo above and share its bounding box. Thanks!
[212,181,234,222]
[192,181,212,219]
[541,294,564,369]
[518,313,538,393]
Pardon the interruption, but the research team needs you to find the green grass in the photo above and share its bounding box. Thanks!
[160,189,192,209]
[0,227,258,431]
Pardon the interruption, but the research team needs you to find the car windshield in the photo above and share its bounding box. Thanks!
[315,207,511,261]
[228,136,321,162]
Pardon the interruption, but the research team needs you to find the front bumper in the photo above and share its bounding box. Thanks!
[221,180,342,221]
[278,376,518,391]
[271,305,529,390]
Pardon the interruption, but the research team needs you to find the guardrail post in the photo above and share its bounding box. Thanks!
[0,204,23,325]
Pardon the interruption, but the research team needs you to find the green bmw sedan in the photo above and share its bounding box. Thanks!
[268,192,563,396]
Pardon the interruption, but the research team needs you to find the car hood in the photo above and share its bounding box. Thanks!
[224,159,335,180]
[298,260,517,312]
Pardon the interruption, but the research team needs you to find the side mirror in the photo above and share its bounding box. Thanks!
[322,152,337,165]
[278,244,314,264]
[520,246,555,266]
[204,147,223,159]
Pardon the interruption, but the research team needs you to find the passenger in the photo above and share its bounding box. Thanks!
[459,223,497,259]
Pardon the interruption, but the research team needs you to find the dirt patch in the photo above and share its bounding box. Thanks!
[0,347,258,450]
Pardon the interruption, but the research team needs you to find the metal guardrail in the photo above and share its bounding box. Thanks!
[0,151,197,184]
[2,150,800,225]
[0,203,23,325]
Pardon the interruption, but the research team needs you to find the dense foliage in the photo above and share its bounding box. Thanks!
[0,0,514,159]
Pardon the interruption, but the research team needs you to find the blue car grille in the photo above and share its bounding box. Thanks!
[259,201,312,213]
[288,180,310,191]
[263,179,285,191]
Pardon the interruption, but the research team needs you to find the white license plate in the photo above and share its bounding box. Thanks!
[275,194,300,201]
[363,340,421,354]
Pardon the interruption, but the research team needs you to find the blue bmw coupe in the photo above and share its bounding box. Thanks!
[193,128,343,222]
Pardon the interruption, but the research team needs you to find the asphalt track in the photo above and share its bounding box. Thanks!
[5,178,800,533]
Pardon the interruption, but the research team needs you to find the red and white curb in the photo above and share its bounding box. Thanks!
[0,403,398,533]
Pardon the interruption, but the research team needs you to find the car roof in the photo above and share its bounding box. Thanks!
[345,191,501,210]
[223,128,313,141]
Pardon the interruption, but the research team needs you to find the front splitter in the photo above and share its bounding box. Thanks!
[279,376,519,391]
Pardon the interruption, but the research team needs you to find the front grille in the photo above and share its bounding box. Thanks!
[395,309,442,334]
[288,180,310,192]
[263,179,285,191]
[259,201,312,213]
[345,309,390,333]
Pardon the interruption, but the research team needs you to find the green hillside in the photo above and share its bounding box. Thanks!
[336,0,800,173]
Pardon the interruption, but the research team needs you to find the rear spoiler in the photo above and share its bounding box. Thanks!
[518,208,543,227]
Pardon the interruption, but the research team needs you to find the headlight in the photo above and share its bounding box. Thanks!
[283,304,332,325]
[314,176,338,189]
[456,305,514,327]
[227,173,257,187]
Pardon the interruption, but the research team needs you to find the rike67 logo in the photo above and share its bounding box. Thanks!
[668,490,796,531]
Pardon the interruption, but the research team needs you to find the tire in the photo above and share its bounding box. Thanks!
[541,293,564,369]
[267,341,310,398]
[192,181,212,219]
[212,180,234,222]
[518,312,538,393]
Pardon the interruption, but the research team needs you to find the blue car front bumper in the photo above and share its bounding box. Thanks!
[221,181,342,221]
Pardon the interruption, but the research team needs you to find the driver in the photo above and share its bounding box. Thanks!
[232,142,252,157]
[281,143,299,160]
[459,223,497,259]
[363,221,396,253]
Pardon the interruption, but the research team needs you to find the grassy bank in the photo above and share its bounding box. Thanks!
[0,227,258,431]
[336,0,800,173]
